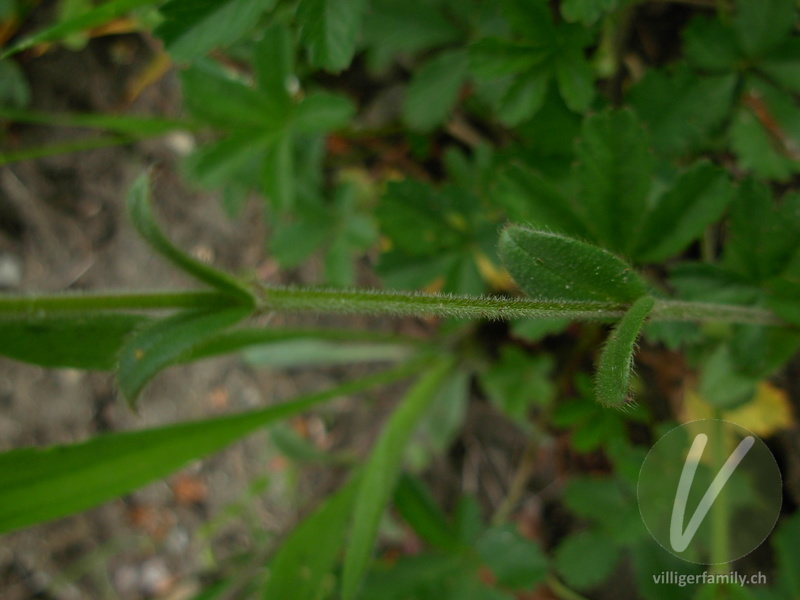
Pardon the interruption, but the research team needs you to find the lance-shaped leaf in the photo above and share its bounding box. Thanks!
[117,307,251,407]
[341,358,454,600]
[595,296,655,407]
[263,476,359,599]
[499,226,647,303]
[128,173,254,303]
[155,0,274,61]
[0,313,149,370]
[1,0,160,59]
[0,363,419,535]
[297,0,366,72]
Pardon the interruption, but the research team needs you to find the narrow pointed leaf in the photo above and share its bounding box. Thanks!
[341,358,454,600]
[1,0,159,59]
[263,477,359,599]
[0,313,149,370]
[254,24,294,103]
[155,0,274,61]
[127,173,254,302]
[499,226,647,303]
[117,307,251,407]
[595,296,655,407]
[0,363,419,535]
[297,0,366,72]
[0,108,197,136]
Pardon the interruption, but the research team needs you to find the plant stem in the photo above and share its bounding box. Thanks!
[0,291,236,313]
[0,287,785,326]
[710,414,731,574]
[258,286,629,320]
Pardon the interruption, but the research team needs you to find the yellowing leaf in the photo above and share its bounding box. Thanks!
[680,381,794,438]
[679,387,714,423]
[723,381,794,437]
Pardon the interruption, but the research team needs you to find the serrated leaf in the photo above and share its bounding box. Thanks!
[499,226,648,303]
[501,0,557,42]
[0,312,149,370]
[669,262,761,305]
[297,0,366,72]
[341,359,454,600]
[494,165,589,237]
[155,0,274,61]
[262,133,294,213]
[263,477,359,600]
[682,16,740,72]
[554,530,620,589]
[294,91,355,133]
[180,63,279,129]
[362,0,461,60]
[634,161,734,262]
[480,346,554,422]
[730,81,800,182]
[184,130,270,190]
[497,70,550,125]
[117,307,251,407]
[403,49,469,131]
[253,23,294,105]
[734,0,796,58]
[574,109,652,253]
[128,173,254,302]
[723,180,800,281]
[468,38,549,79]
[698,345,757,408]
[475,525,548,590]
[766,278,800,325]
[0,364,413,534]
[563,476,646,542]
[760,39,800,94]
[561,0,617,25]
[595,295,654,407]
[555,47,594,112]
[628,66,736,157]
[730,322,800,377]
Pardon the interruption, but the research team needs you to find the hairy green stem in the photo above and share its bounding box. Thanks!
[0,287,785,326]
[0,291,237,313]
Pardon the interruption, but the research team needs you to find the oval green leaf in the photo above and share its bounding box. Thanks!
[499,226,647,303]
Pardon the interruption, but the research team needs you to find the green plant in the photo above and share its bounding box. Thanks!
[2,0,800,599]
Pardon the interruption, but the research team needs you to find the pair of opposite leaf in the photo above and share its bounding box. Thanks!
[124,173,652,408]
[499,226,656,408]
